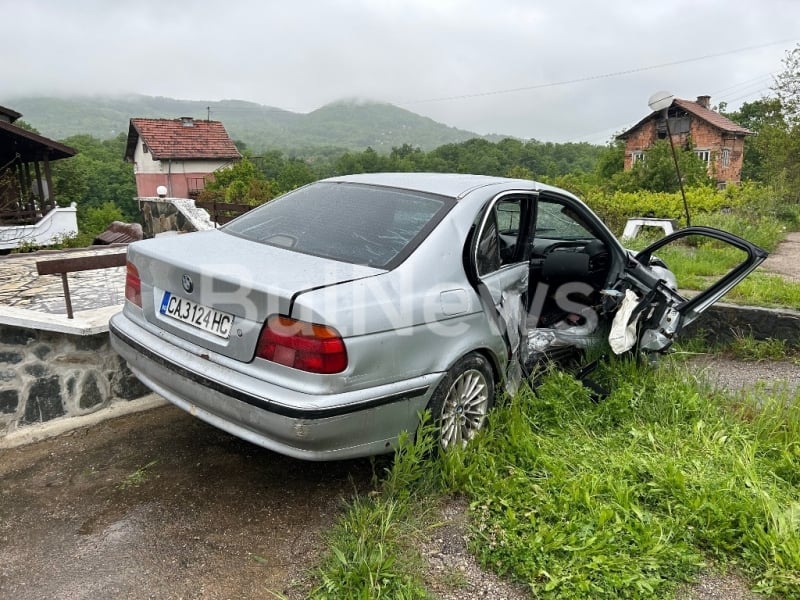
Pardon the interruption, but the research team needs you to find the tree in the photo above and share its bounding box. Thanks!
[13,120,40,134]
[723,98,788,182]
[594,139,626,181]
[51,133,137,221]
[199,157,275,206]
[774,43,800,125]
[619,140,712,193]
[275,158,316,194]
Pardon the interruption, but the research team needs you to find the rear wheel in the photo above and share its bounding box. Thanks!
[427,353,494,450]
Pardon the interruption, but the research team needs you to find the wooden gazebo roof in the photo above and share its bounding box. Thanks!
[0,121,77,165]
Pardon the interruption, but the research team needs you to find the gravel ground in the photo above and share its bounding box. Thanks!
[688,354,800,396]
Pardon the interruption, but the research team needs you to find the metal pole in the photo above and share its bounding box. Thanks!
[663,109,691,227]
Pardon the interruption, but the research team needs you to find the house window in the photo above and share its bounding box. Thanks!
[631,151,645,164]
[142,143,149,154]
[694,149,711,165]
[721,148,731,168]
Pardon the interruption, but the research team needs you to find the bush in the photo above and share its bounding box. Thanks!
[581,182,792,236]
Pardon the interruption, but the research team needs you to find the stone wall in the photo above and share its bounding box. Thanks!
[0,324,150,435]
[684,303,800,347]
[139,197,215,238]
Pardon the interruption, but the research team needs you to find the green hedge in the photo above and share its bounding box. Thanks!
[579,183,797,235]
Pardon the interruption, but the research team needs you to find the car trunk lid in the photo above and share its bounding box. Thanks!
[127,230,383,362]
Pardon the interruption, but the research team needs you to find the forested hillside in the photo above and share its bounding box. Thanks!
[3,95,497,153]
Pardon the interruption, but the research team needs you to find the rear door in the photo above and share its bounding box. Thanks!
[624,226,768,352]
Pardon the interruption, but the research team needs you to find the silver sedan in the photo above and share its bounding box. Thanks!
[110,173,766,460]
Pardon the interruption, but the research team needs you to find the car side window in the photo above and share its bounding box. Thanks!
[476,210,500,275]
[535,199,597,240]
[476,196,525,276]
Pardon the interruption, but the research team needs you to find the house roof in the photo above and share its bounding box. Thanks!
[125,118,241,161]
[0,120,77,165]
[0,105,22,123]
[617,97,753,140]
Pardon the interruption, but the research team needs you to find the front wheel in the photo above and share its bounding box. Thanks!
[427,353,495,450]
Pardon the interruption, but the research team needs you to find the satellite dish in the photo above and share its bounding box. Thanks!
[648,91,674,112]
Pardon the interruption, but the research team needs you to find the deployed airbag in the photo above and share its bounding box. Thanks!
[608,289,641,354]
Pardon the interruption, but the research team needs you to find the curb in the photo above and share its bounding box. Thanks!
[684,302,800,346]
[0,394,168,449]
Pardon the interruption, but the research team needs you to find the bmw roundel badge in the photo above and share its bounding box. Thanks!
[182,274,194,294]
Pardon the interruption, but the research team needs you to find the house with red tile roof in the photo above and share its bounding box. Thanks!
[617,95,753,186]
[124,117,241,199]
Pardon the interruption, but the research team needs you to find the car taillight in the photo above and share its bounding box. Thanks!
[125,262,142,308]
[256,315,347,374]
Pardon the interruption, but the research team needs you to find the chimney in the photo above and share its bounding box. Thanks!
[696,95,711,109]
[179,116,195,127]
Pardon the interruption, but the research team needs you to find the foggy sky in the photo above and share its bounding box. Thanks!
[2,0,798,144]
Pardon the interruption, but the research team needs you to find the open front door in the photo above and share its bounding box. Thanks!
[623,226,768,353]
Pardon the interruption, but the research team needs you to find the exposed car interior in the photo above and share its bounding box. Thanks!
[471,190,624,369]
[527,195,613,328]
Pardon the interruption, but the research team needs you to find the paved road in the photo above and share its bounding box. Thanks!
[0,404,375,600]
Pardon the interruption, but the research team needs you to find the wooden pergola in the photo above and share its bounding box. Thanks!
[0,105,76,225]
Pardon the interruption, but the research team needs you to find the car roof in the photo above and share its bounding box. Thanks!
[320,172,541,200]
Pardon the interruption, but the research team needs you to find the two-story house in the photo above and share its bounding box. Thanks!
[617,95,752,186]
[124,117,241,199]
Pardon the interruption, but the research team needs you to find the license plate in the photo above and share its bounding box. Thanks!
[159,291,234,339]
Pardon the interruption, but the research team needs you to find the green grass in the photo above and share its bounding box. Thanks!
[624,213,800,309]
[445,361,800,598]
[117,459,159,490]
[311,358,800,599]
[310,424,439,599]
[726,335,796,362]
[720,272,800,308]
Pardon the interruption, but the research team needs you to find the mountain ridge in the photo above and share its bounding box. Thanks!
[2,94,509,153]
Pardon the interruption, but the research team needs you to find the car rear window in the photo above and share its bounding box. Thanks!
[222,181,453,269]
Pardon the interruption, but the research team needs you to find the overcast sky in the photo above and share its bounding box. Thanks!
[2,0,798,144]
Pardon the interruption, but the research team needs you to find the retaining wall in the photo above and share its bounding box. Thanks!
[0,310,150,439]
[684,303,800,347]
[139,197,215,238]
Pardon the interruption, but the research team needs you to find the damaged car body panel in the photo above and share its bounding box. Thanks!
[109,173,767,460]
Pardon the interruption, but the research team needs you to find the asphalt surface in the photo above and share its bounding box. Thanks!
[0,404,375,600]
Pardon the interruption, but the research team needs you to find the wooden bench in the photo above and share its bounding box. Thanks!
[621,217,678,240]
[36,251,127,319]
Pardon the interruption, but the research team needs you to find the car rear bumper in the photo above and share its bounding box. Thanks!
[109,313,440,461]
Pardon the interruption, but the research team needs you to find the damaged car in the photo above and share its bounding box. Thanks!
[109,173,767,460]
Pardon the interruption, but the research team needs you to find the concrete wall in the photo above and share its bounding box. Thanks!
[0,204,78,251]
[0,323,150,436]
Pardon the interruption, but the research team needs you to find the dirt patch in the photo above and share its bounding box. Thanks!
[421,496,529,599]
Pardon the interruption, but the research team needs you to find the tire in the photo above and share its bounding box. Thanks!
[427,353,495,450]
